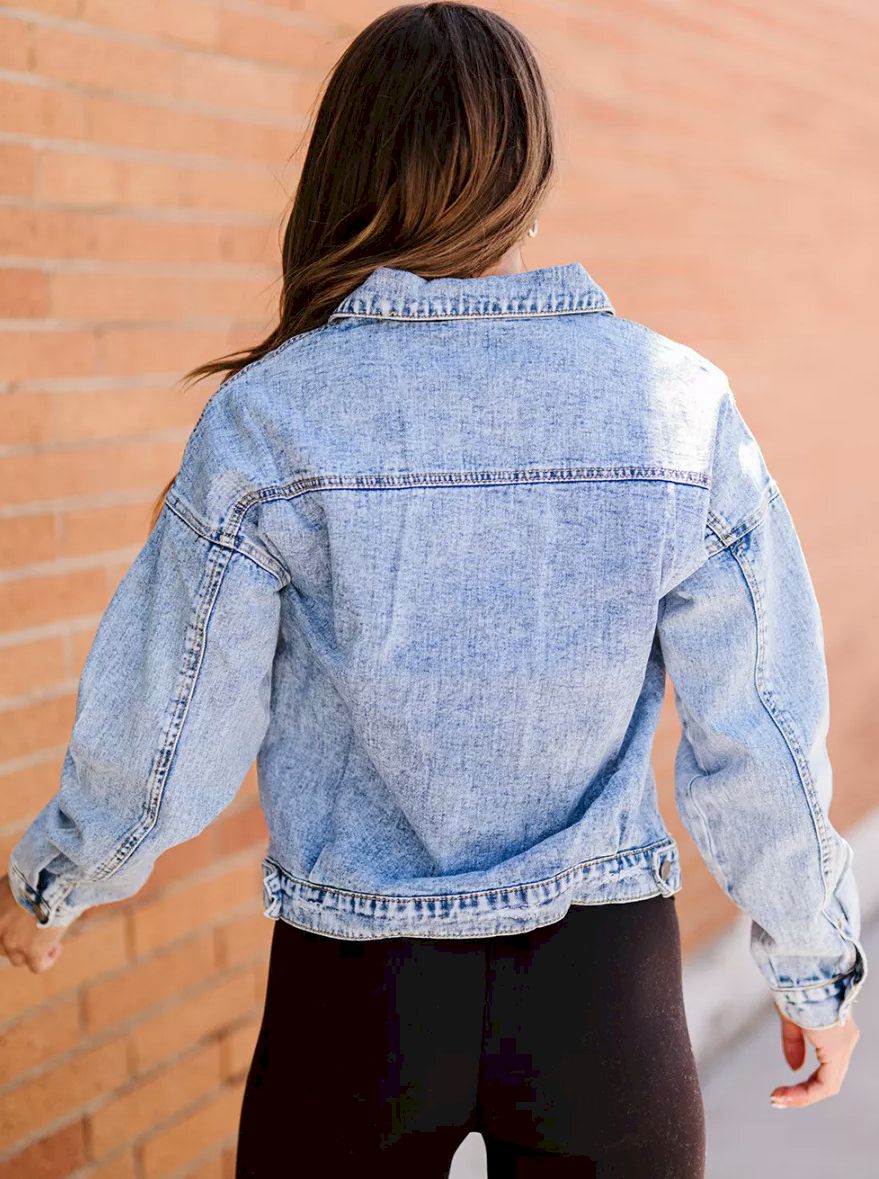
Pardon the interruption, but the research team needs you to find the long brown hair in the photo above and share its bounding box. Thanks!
[149,1,556,530]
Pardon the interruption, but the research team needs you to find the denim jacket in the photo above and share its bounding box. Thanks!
[8,261,866,1029]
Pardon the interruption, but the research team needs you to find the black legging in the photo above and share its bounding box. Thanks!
[235,892,706,1177]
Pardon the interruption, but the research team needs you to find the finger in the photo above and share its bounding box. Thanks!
[772,1055,846,1107]
[781,1017,806,1071]
[6,948,28,968]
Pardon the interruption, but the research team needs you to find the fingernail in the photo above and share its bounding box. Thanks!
[770,1099,788,1109]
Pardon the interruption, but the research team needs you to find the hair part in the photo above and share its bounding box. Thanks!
[150,2,556,529]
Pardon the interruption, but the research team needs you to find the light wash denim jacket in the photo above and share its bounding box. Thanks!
[8,262,866,1029]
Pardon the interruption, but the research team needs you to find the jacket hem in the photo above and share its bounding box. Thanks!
[259,836,682,940]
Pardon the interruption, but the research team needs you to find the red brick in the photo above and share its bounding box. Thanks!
[216,9,332,71]
[0,1121,87,1179]
[0,391,53,446]
[187,1152,225,1179]
[0,567,109,636]
[60,498,155,557]
[0,77,84,139]
[0,634,66,700]
[131,862,259,958]
[1,329,98,382]
[0,1038,128,1149]
[131,969,257,1074]
[79,0,218,48]
[0,996,81,1086]
[0,437,184,508]
[0,509,56,568]
[140,1081,244,1179]
[0,143,36,197]
[0,206,228,264]
[88,1041,221,1157]
[134,827,217,900]
[212,800,268,858]
[83,930,215,1034]
[83,1150,138,1179]
[31,24,178,100]
[0,268,50,317]
[215,909,272,971]
[0,17,32,72]
[0,693,75,762]
[218,1017,259,1082]
[0,759,62,828]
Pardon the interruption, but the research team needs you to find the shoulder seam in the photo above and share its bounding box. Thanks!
[705,478,782,554]
[164,490,289,587]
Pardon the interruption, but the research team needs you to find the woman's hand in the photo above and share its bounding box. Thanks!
[771,1007,860,1107]
[0,873,67,972]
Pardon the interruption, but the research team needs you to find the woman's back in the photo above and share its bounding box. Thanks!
[162,259,725,935]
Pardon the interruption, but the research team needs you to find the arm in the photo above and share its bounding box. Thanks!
[5,483,283,929]
[656,383,867,1030]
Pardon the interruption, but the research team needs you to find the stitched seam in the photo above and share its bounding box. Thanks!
[728,516,853,984]
[87,542,233,883]
[266,883,681,941]
[327,305,615,322]
[728,529,832,882]
[263,835,677,904]
[705,479,781,551]
[164,492,288,587]
[769,970,861,994]
[238,465,712,497]
[219,464,710,536]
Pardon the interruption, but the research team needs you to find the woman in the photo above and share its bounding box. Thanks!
[1,3,865,1176]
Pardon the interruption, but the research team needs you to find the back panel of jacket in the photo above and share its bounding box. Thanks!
[215,294,722,905]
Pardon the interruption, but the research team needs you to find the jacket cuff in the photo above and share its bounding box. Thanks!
[770,944,868,1029]
[6,856,85,929]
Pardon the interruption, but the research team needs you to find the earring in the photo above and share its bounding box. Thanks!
[527,220,539,238]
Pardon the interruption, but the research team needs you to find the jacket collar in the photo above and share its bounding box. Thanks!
[327,261,614,323]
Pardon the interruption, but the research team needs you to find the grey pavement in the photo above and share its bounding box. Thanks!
[449,911,877,1177]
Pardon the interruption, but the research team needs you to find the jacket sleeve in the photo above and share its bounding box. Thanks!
[6,468,284,929]
[656,380,867,1029]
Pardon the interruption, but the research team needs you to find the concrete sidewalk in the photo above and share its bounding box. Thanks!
[448,913,876,1177]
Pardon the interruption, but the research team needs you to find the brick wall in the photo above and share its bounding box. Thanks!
[1,1,876,1173]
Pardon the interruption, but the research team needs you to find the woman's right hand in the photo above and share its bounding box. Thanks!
[0,873,67,973]
[770,1008,860,1107]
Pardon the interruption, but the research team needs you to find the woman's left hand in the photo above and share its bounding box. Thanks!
[0,874,67,972]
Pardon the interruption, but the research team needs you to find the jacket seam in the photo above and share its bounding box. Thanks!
[268,885,679,940]
[327,305,615,323]
[220,464,711,535]
[88,541,233,883]
[263,834,677,904]
[735,513,863,1011]
[727,518,836,918]
[164,491,288,587]
[705,478,781,552]
[768,971,860,994]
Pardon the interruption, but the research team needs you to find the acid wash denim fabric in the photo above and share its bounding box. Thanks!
[8,261,867,1029]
